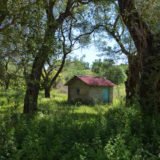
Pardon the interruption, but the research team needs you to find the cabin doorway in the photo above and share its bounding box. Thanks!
[102,88,109,102]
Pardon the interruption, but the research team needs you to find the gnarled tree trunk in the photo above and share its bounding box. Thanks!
[118,0,160,115]
[23,48,48,112]
[139,39,160,114]
[125,54,140,106]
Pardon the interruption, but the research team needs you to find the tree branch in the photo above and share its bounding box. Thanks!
[118,0,152,52]
[0,19,15,32]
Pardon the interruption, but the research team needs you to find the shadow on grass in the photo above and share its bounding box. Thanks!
[2,100,159,160]
[53,99,107,108]
[1,89,160,159]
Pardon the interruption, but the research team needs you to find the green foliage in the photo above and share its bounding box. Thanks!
[104,134,131,159]
[0,89,160,160]
[62,57,94,83]
[92,59,127,84]
[137,0,160,34]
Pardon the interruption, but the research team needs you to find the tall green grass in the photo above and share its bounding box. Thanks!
[0,88,160,160]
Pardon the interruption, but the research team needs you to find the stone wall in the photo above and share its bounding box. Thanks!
[68,79,90,102]
[88,87,102,103]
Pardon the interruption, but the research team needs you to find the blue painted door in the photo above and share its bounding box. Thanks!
[102,88,109,102]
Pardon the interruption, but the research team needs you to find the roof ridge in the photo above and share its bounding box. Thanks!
[76,75,105,78]
[65,75,115,87]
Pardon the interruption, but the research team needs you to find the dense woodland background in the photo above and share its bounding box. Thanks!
[0,0,160,159]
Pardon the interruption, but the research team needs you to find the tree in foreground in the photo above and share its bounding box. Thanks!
[118,0,160,115]
[23,0,76,113]
[23,0,94,113]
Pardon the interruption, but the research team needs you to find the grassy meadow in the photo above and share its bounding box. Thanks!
[0,87,160,160]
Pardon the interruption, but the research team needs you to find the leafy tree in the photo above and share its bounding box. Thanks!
[22,0,97,113]
[63,56,92,82]
[40,3,96,98]
[41,25,74,98]
[0,0,96,113]
[23,0,75,113]
[0,0,40,32]
[0,28,27,89]
[92,59,126,85]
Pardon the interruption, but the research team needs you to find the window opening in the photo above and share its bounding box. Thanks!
[76,88,80,95]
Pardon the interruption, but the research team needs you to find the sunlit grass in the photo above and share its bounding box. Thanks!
[0,87,125,116]
[113,83,126,99]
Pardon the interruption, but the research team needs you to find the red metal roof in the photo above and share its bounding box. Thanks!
[75,75,115,87]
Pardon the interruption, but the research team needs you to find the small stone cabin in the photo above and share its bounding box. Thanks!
[65,75,116,104]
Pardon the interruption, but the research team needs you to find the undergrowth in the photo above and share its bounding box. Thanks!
[0,89,160,160]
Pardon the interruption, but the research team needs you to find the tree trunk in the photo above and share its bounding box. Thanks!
[23,51,45,113]
[125,55,140,106]
[43,51,67,98]
[45,86,51,98]
[48,53,67,89]
[118,0,160,114]
[24,83,39,113]
[23,25,56,113]
[139,42,160,115]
